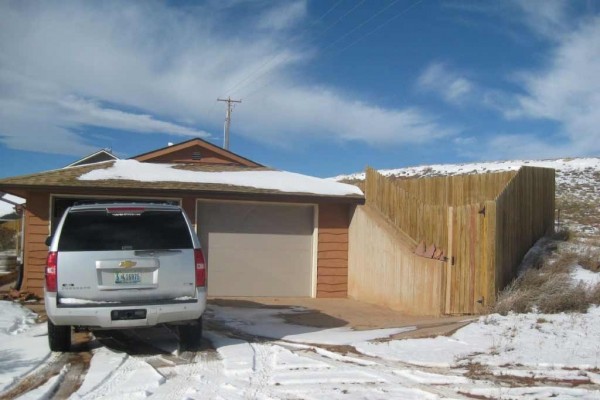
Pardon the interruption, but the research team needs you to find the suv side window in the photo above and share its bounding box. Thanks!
[57,210,193,251]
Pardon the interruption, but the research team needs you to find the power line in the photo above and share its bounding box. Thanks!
[223,0,347,97]
[333,0,424,56]
[242,0,425,101]
[237,0,374,99]
[318,0,404,54]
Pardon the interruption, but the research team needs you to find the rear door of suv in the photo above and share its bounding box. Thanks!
[53,205,198,305]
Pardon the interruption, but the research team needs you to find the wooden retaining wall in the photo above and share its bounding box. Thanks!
[348,205,446,316]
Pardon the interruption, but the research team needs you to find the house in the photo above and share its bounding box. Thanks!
[0,139,364,298]
[64,148,119,168]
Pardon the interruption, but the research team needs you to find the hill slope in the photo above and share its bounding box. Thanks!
[335,158,600,236]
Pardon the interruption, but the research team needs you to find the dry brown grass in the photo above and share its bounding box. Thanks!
[588,284,600,305]
[492,230,600,315]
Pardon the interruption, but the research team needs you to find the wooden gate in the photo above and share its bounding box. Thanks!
[445,202,495,314]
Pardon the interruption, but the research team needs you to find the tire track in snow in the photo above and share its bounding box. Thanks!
[272,341,471,399]
[146,347,225,400]
[244,343,275,400]
[0,331,93,400]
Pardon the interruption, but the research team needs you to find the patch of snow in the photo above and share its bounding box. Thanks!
[209,304,412,345]
[58,298,118,305]
[0,301,50,393]
[571,266,600,287]
[465,386,598,399]
[394,369,470,384]
[72,350,164,399]
[15,365,67,400]
[173,296,194,301]
[73,348,127,397]
[355,307,600,369]
[79,160,363,196]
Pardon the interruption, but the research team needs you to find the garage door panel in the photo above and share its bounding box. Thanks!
[197,202,314,297]
[207,244,312,297]
[209,233,313,252]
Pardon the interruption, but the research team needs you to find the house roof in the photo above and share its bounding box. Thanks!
[0,160,364,203]
[131,138,263,167]
[65,149,119,168]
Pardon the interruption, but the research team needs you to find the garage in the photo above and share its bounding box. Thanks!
[196,201,315,297]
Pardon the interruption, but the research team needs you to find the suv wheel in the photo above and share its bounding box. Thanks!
[178,317,202,351]
[48,319,71,352]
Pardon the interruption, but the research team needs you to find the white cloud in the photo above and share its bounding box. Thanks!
[505,15,600,156]
[509,0,570,40]
[417,62,474,105]
[0,1,450,157]
[257,1,307,31]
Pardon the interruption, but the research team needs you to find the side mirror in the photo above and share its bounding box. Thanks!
[45,236,52,247]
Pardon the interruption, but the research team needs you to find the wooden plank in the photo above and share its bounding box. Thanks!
[318,233,349,243]
[317,267,348,276]
[318,259,348,268]
[317,283,348,291]
[317,290,346,298]
[318,242,348,252]
[445,206,453,314]
[317,250,348,259]
[317,276,348,285]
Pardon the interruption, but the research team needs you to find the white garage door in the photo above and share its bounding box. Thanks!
[196,201,314,297]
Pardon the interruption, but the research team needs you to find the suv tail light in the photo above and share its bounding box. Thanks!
[194,249,206,287]
[45,251,58,292]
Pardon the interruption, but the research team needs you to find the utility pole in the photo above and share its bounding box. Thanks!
[217,97,242,150]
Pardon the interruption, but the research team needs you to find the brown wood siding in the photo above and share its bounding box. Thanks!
[142,146,241,165]
[22,192,50,296]
[317,203,351,298]
[181,196,196,221]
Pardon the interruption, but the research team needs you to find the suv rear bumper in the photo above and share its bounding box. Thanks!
[44,288,206,328]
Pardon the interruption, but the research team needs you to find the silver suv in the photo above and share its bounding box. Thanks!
[44,202,207,352]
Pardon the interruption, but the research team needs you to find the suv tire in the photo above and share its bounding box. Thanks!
[178,317,202,351]
[48,320,71,352]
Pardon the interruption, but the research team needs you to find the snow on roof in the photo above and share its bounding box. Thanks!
[333,157,600,184]
[79,160,363,197]
[0,193,25,217]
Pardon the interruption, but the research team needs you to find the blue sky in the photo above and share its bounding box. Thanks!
[0,0,599,178]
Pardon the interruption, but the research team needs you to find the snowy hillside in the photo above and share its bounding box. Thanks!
[335,158,600,235]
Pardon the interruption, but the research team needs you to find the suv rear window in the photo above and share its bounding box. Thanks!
[57,210,193,251]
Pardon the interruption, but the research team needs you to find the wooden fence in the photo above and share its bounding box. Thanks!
[352,166,555,314]
[493,166,556,291]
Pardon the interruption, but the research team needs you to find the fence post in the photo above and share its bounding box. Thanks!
[445,206,454,314]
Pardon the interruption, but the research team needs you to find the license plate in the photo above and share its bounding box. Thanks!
[115,272,141,284]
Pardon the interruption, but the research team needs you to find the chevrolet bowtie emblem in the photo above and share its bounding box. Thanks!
[119,260,137,269]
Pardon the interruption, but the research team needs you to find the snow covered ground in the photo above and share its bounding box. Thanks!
[1,300,600,399]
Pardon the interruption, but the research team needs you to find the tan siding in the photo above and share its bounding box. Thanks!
[22,192,50,296]
[316,204,351,298]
